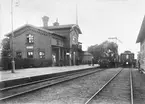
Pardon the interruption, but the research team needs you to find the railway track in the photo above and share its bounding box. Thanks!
[130,68,133,104]
[84,68,134,104]
[0,67,103,101]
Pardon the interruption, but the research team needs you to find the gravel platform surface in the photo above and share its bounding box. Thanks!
[1,68,121,104]
[132,68,145,104]
[91,68,131,104]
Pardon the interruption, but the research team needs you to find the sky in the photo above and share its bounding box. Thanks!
[0,0,145,58]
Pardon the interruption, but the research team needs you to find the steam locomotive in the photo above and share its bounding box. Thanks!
[98,56,118,68]
[98,50,135,68]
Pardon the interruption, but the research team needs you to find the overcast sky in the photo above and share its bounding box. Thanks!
[0,0,145,58]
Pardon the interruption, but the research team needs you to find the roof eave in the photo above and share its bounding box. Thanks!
[77,28,82,34]
[136,16,145,43]
[72,25,82,34]
[5,24,54,37]
[52,33,65,39]
[136,32,145,43]
[136,36,140,43]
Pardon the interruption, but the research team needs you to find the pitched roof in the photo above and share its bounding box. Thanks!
[136,16,145,43]
[5,24,65,38]
[42,24,82,34]
[83,51,93,56]
[45,24,75,29]
[5,24,52,36]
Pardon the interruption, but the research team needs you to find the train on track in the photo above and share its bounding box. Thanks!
[98,58,110,68]
[120,51,136,68]
[98,50,136,68]
[98,57,118,68]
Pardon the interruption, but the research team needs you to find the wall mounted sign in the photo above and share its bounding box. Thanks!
[26,46,34,49]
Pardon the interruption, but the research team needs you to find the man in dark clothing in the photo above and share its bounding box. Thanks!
[92,58,94,66]
[138,60,142,73]
[138,60,140,69]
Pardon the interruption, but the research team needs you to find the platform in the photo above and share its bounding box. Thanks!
[0,64,98,82]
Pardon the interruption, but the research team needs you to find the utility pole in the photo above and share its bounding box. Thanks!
[76,4,78,25]
[11,0,15,73]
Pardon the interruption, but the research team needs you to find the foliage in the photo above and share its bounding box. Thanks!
[1,37,11,58]
[87,40,118,61]
[2,58,52,70]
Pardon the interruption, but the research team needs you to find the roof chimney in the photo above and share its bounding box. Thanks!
[42,16,49,27]
[53,18,59,26]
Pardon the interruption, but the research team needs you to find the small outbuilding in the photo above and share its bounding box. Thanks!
[82,51,93,64]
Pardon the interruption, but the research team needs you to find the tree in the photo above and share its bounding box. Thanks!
[1,37,12,70]
[1,37,11,58]
[87,40,118,62]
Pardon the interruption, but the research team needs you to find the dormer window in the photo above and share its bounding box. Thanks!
[26,34,34,44]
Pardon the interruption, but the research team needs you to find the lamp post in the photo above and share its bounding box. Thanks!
[11,0,15,73]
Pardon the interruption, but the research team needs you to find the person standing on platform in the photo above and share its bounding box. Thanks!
[92,57,94,66]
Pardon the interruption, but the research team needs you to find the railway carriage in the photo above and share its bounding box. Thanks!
[120,51,134,68]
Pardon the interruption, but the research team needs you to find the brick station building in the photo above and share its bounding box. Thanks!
[6,16,82,68]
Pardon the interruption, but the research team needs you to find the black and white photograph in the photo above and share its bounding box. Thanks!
[0,0,145,104]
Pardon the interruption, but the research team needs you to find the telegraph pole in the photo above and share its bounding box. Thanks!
[76,4,78,25]
[11,0,15,73]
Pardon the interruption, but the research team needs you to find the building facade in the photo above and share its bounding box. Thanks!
[42,17,82,66]
[136,16,145,70]
[6,16,82,68]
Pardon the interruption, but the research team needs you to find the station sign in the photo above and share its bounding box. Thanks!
[26,46,33,49]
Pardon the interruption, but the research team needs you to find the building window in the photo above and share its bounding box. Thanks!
[73,35,77,43]
[16,52,22,58]
[126,55,129,59]
[39,51,45,59]
[56,40,59,46]
[26,34,34,44]
[27,51,33,58]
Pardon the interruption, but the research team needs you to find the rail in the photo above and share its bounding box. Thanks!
[0,68,103,101]
[130,68,134,104]
[84,68,123,104]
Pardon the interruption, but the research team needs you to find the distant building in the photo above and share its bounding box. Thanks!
[136,16,145,70]
[82,51,93,64]
[5,16,82,67]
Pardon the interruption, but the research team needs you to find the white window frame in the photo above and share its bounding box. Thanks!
[27,34,34,43]
[39,51,45,59]
[27,51,33,58]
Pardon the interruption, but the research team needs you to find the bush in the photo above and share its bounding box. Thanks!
[1,58,52,70]
[1,57,12,70]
